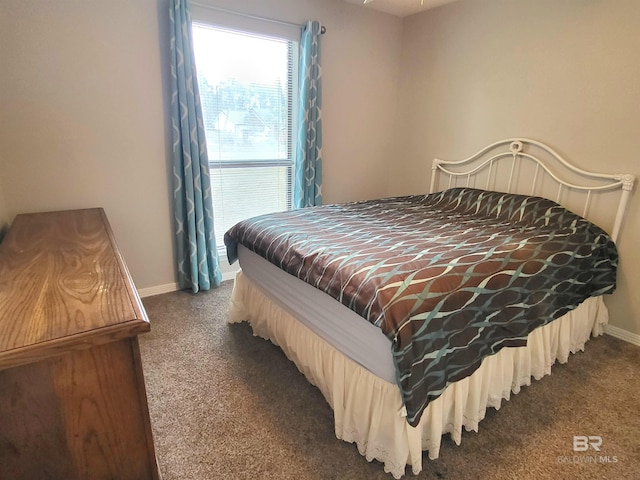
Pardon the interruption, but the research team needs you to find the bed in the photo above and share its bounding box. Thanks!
[224,138,635,478]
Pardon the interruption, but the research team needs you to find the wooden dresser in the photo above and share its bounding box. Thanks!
[0,208,161,479]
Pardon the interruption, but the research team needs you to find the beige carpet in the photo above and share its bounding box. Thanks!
[139,281,640,480]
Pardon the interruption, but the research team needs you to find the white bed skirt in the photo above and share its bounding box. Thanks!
[228,270,608,478]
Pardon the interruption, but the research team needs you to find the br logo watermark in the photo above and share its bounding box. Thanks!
[557,435,618,464]
[573,435,602,452]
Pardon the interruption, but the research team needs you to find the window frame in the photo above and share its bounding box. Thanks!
[190,10,300,254]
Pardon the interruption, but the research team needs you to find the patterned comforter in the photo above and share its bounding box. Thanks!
[225,188,618,427]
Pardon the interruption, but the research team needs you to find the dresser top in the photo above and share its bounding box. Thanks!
[0,208,150,370]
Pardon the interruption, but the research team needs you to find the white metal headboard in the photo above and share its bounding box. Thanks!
[429,138,635,242]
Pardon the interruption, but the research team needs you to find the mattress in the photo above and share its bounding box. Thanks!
[238,244,397,383]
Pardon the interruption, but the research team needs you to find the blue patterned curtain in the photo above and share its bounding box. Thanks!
[294,21,323,208]
[169,0,222,292]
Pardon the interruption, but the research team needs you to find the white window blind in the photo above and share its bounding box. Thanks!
[192,24,297,251]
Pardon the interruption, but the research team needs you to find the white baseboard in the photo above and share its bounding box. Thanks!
[604,324,640,347]
[221,270,237,283]
[137,268,238,299]
[220,256,240,283]
[138,283,180,298]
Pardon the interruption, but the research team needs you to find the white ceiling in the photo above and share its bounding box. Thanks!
[342,0,458,17]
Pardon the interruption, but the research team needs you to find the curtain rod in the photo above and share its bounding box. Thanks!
[190,2,326,34]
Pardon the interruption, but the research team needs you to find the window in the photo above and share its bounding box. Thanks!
[192,23,298,252]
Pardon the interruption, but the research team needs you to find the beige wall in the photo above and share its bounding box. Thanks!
[396,0,640,335]
[0,0,402,289]
[0,0,176,289]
